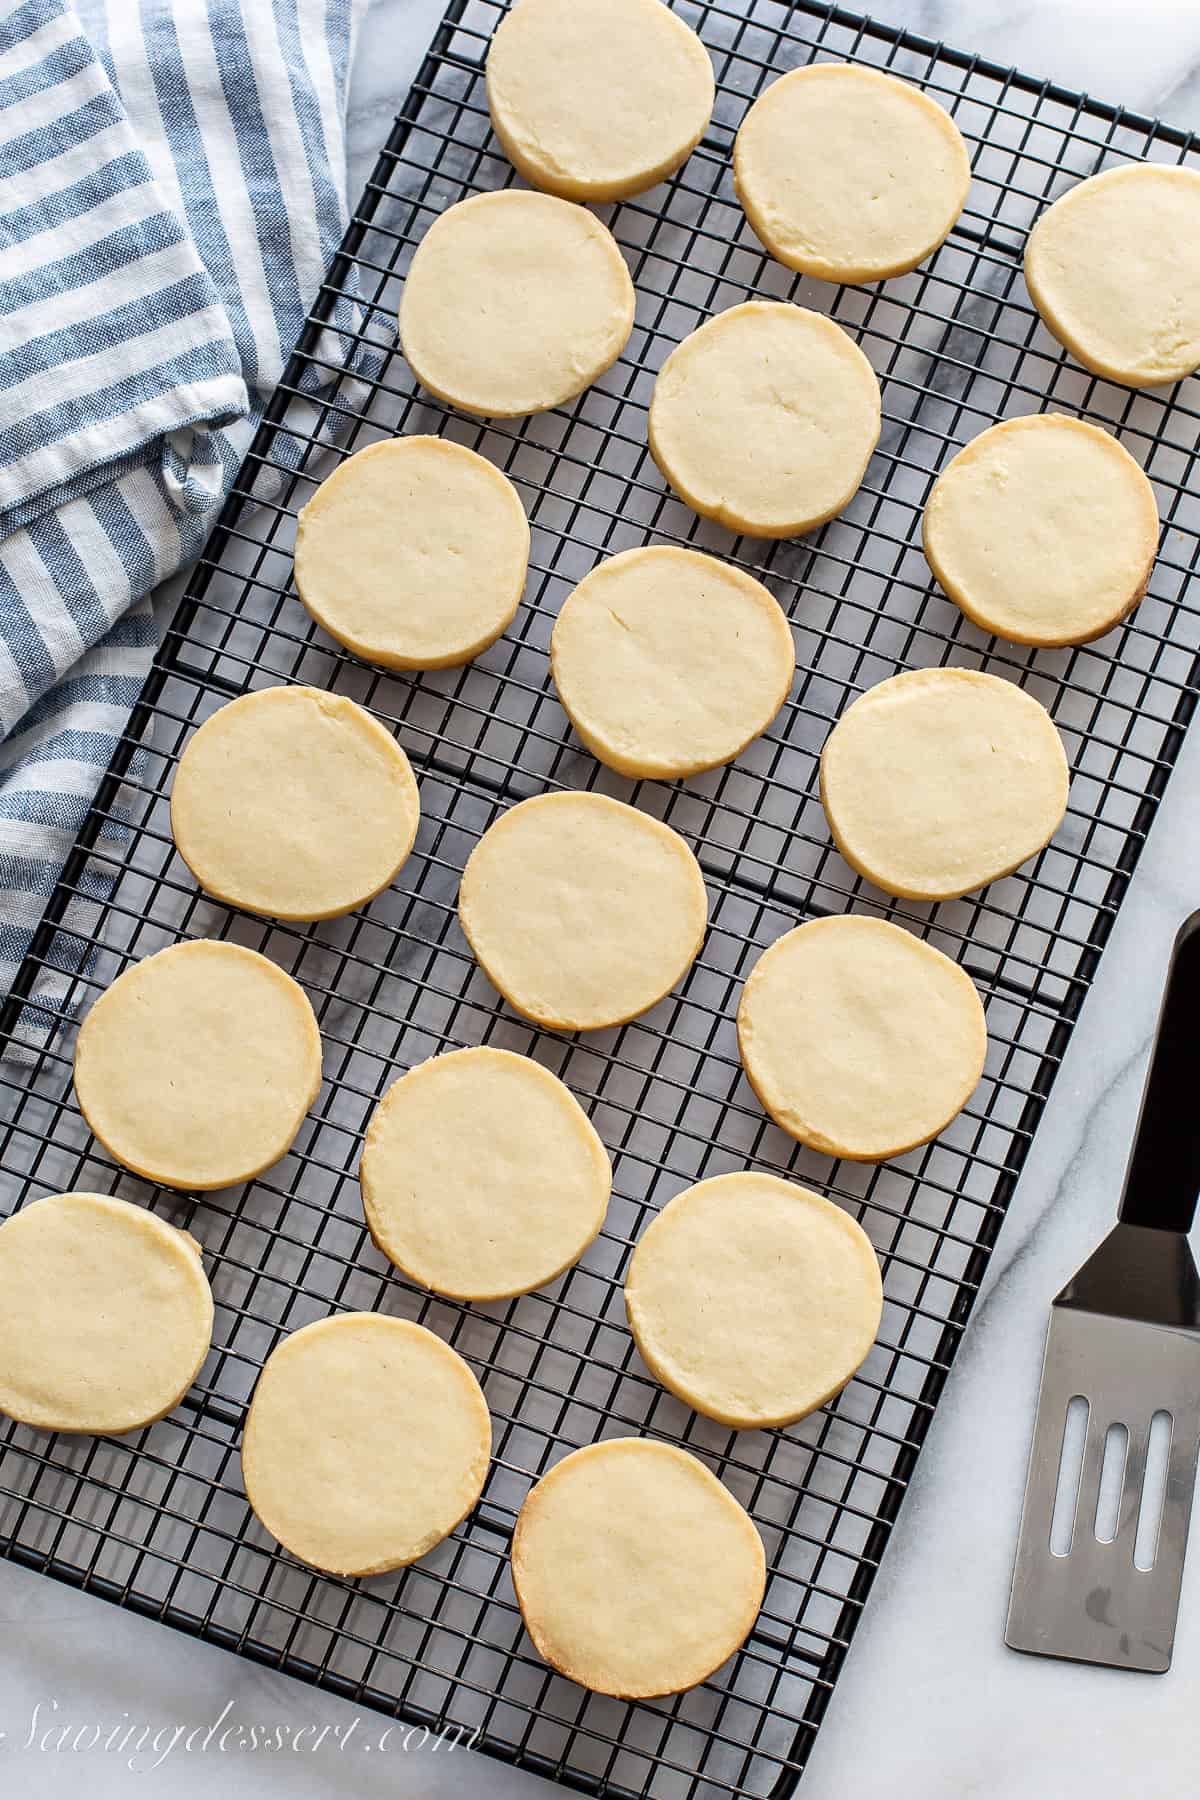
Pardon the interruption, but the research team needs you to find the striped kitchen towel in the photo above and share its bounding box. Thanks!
[0,0,373,1046]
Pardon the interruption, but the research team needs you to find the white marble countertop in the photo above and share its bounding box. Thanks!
[5,1,1200,1795]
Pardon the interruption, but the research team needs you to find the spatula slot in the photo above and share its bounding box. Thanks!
[1134,1410,1172,1572]
[1050,1394,1089,1558]
[1094,1422,1129,1545]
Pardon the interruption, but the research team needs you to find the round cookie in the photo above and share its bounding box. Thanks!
[736,916,987,1161]
[625,1172,882,1426]
[171,686,420,921]
[648,302,881,537]
[511,1438,765,1696]
[398,190,635,417]
[486,0,714,203]
[819,668,1070,901]
[74,940,322,1191]
[923,415,1159,647]
[1024,163,1200,388]
[0,1192,213,1435]
[242,1313,491,1577]
[550,545,795,778]
[734,63,971,283]
[360,1047,611,1300]
[294,437,530,670]
[458,791,708,1031]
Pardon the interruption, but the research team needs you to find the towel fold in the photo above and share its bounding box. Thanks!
[0,0,373,1038]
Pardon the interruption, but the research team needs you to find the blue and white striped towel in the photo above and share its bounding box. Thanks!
[0,0,371,1039]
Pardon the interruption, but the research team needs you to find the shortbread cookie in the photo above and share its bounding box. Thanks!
[625,1172,882,1426]
[923,415,1159,646]
[0,1192,213,1435]
[458,792,708,1030]
[550,545,795,777]
[242,1314,490,1577]
[648,302,881,536]
[360,1047,611,1300]
[737,917,986,1160]
[74,940,322,1191]
[171,686,420,920]
[1024,163,1200,387]
[734,63,970,283]
[511,1438,765,1696]
[486,0,714,202]
[399,190,635,416]
[294,437,529,669]
[820,668,1069,901]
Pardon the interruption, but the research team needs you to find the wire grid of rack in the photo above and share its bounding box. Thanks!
[3,1,1200,1794]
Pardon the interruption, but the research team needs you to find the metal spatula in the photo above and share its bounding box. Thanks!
[1006,912,1200,1673]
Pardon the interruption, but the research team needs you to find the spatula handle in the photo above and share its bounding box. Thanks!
[1118,910,1200,1233]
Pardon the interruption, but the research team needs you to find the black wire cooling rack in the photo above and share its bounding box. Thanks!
[3,2,1200,1794]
